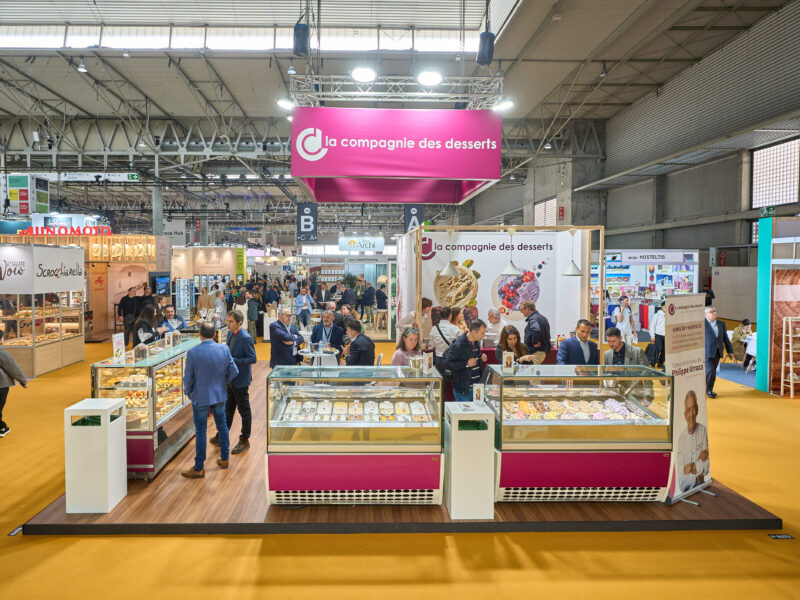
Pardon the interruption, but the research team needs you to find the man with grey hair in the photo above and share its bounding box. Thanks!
[484,308,508,347]
[269,307,303,367]
[213,290,227,326]
[311,309,345,353]
[704,305,733,398]
[327,301,345,330]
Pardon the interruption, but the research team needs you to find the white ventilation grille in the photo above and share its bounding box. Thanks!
[499,486,662,502]
[271,489,439,505]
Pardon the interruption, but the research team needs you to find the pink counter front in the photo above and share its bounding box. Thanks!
[266,453,445,505]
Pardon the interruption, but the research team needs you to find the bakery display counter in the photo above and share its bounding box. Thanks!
[266,365,444,505]
[91,337,201,479]
[483,364,673,503]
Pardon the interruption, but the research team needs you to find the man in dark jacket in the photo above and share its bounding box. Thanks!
[376,284,388,310]
[210,311,257,455]
[315,282,332,309]
[520,300,552,364]
[118,287,140,346]
[343,320,375,366]
[443,319,488,402]
[327,301,346,331]
[339,285,357,309]
[361,282,376,324]
[705,306,733,398]
[245,291,259,340]
[269,308,303,368]
[556,319,599,365]
[311,310,345,353]
[263,285,281,305]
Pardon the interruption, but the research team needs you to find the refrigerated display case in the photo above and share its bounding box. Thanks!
[483,364,674,502]
[266,365,444,504]
[0,291,85,377]
[175,278,195,320]
[91,337,201,479]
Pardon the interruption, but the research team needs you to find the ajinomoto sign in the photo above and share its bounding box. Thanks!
[18,225,113,236]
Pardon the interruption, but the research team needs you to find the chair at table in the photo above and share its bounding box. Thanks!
[376,353,383,366]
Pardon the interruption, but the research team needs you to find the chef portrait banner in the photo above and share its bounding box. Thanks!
[414,231,587,341]
[664,293,712,503]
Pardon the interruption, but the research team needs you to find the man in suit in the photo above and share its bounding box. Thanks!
[209,311,257,456]
[339,284,357,309]
[315,282,332,309]
[557,319,599,365]
[269,307,303,368]
[295,286,313,328]
[361,281,376,324]
[705,306,734,398]
[263,285,281,306]
[326,301,346,330]
[604,326,649,366]
[181,323,239,478]
[311,310,345,353]
[520,300,552,364]
[343,319,375,366]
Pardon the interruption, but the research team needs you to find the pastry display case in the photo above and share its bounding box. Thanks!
[482,364,674,503]
[266,365,444,505]
[91,337,201,479]
[0,290,85,377]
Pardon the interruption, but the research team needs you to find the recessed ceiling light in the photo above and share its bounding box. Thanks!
[416,71,443,87]
[492,98,515,112]
[351,66,377,83]
[277,98,296,110]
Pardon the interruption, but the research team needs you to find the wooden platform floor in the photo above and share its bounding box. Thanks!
[23,362,782,535]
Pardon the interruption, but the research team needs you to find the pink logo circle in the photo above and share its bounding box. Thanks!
[421,237,436,260]
[668,303,676,315]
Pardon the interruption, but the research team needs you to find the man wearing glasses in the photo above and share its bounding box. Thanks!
[704,306,734,398]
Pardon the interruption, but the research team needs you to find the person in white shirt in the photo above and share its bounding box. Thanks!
[677,390,709,493]
[648,300,666,369]
[483,308,508,347]
[430,306,463,356]
[397,297,433,340]
[613,295,637,347]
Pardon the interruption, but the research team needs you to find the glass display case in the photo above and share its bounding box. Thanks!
[0,291,85,377]
[483,364,674,503]
[91,337,201,479]
[266,366,445,505]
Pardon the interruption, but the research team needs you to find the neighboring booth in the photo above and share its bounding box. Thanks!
[756,217,800,395]
[170,246,247,313]
[591,249,699,332]
[711,266,758,323]
[397,225,601,353]
[0,244,85,377]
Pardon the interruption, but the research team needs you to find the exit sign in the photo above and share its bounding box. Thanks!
[760,206,776,217]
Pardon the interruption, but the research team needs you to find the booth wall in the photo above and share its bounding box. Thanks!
[711,267,758,322]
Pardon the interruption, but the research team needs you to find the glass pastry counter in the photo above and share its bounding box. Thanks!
[91,337,201,479]
[482,364,674,503]
[266,366,445,505]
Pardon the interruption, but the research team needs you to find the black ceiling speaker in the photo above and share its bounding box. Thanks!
[476,31,495,66]
[293,23,310,57]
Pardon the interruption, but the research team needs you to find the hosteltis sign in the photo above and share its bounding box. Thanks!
[291,107,501,205]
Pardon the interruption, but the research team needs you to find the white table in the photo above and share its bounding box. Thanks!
[745,333,757,373]
[299,348,340,366]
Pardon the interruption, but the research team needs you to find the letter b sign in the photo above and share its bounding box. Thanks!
[296,203,318,241]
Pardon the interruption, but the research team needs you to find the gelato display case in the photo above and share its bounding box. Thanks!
[266,366,444,505]
[483,364,674,502]
[91,337,201,479]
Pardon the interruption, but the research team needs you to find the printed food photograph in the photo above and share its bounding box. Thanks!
[433,260,480,309]
[492,261,547,317]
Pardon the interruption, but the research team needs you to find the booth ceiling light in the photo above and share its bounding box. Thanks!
[501,227,523,276]
[77,58,87,73]
[563,229,583,277]
[492,98,514,112]
[277,98,296,110]
[351,66,377,83]
[439,261,460,278]
[416,71,443,87]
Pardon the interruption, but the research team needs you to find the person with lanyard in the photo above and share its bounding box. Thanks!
[209,310,257,456]
[443,319,488,402]
[158,304,187,333]
[311,310,345,353]
[269,307,303,367]
[295,286,312,329]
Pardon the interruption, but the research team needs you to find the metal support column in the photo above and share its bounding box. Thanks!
[152,185,164,236]
[199,202,209,245]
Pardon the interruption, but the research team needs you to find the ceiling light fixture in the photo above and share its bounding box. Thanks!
[492,98,515,112]
[277,97,296,110]
[287,60,296,75]
[544,141,553,150]
[500,227,523,276]
[477,0,495,67]
[77,58,87,73]
[123,50,130,58]
[562,229,583,277]
[416,70,443,87]
[287,115,293,122]
[351,66,377,83]
[438,229,460,278]
[600,60,608,78]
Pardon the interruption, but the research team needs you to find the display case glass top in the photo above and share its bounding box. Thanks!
[93,337,201,368]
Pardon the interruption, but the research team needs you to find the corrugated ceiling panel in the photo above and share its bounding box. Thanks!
[605,1,800,176]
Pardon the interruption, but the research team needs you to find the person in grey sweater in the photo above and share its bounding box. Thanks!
[0,330,28,437]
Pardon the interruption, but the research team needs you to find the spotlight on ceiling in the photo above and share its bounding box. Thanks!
[287,115,293,122]
[544,141,553,150]
[123,50,130,58]
[351,66,377,83]
[277,98,296,111]
[416,71,443,87]
[77,58,87,73]
[287,60,296,75]
[293,22,310,57]
[492,98,515,112]
[476,32,495,66]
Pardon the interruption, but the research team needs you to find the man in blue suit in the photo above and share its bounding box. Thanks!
[269,307,303,368]
[210,311,257,455]
[705,306,733,398]
[181,323,239,478]
[311,310,345,353]
[557,319,599,365]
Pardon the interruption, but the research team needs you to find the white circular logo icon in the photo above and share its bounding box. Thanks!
[296,127,328,162]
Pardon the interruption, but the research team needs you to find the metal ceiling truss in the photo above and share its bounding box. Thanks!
[290,74,503,108]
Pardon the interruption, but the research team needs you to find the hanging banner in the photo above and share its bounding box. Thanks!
[235,248,246,278]
[163,219,187,245]
[664,293,712,503]
[338,236,385,252]
[404,204,425,233]
[296,203,318,242]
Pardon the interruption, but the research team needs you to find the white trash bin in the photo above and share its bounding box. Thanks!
[64,398,128,513]
[444,402,495,520]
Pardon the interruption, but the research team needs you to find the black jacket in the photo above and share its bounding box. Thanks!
[361,286,376,307]
[340,288,357,308]
[524,311,552,353]
[345,333,375,366]
[118,295,139,319]
[133,319,159,346]
[376,288,388,310]
[315,288,332,307]
[443,333,482,395]
[332,311,346,331]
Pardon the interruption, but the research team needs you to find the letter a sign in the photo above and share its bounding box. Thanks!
[297,203,318,242]
[404,204,425,233]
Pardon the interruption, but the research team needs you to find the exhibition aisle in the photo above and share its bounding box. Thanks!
[1,342,799,597]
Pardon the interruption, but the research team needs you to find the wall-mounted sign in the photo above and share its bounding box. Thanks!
[236,248,246,277]
[404,204,424,233]
[338,236,385,252]
[18,225,113,236]
[297,203,318,242]
[0,245,84,294]
[2,175,49,215]
[163,218,187,244]
[620,250,688,264]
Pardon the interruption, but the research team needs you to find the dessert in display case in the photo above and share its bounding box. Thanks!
[266,366,444,505]
[91,337,201,479]
[483,364,674,502]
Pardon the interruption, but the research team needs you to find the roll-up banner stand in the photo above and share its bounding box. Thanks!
[664,294,713,504]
